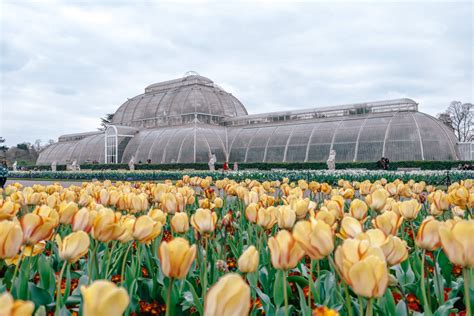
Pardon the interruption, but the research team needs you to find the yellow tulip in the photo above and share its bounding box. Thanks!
[428,190,449,216]
[147,208,167,225]
[5,242,46,266]
[32,205,59,227]
[161,193,178,214]
[158,237,196,279]
[72,208,96,233]
[170,212,189,233]
[204,273,250,316]
[338,216,363,239]
[415,216,441,251]
[20,213,55,245]
[256,206,277,230]
[245,203,259,223]
[214,197,223,208]
[191,208,218,234]
[439,219,474,267]
[335,239,388,298]
[0,221,23,259]
[314,209,337,230]
[99,188,110,205]
[58,201,79,225]
[132,215,162,244]
[81,280,129,316]
[238,245,259,273]
[356,228,387,247]
[0,291,34,316]
[57,231,90,263]
[447,186,469,208]
[91,208,125,242]
[380,236,409,266]
[276,205,296,230]
[365,189,389,212]
[349,199,368,221]
[293,219,334,260]
[0,200,20,220]
[399,199,422,220]
[117,215,136,243]
[293,198,312,219]
[372,211,403,236]
[268,229,305,270]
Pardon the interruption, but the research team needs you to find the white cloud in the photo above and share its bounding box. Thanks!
[0,0,472,146]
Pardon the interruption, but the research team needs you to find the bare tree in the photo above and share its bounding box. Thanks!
[48,139,55,145]
[34,139,42,151]
[98,113,114,131]
[437,101,473,142]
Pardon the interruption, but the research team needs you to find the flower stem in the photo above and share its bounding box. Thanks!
[366,298,373,316]
[464,268,471,316]
[202,236,209,301]
[55,261,68,315]
[105,241,117,279]
[358,296,364,316]
[165,278,174,316]
[88,242,99,283]
[10,246,26,289]
[315,260,321,304]
[308,259,313,309]
[120,242,133,285]
[283,270,289,316]
[343,283,353,316]
[421,249,432,315]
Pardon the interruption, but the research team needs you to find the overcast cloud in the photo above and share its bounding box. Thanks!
[1,0,472,146]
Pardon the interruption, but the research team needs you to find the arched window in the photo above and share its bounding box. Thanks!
[105,125,119,163]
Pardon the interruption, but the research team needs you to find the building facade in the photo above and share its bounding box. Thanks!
[37,74,461,165]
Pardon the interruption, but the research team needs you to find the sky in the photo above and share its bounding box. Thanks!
[1,0,472,147]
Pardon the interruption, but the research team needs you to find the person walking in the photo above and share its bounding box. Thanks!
[0,161,8,188]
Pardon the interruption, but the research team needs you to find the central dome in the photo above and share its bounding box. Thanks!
[111,74,248,128]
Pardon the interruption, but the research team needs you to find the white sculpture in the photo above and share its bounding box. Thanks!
[71,160,79,171]
[327,149,336,170]
[51,161,57,172]
[233,162,239,171]
[12,161,17,171]
[129,156,135,171]
[208,154,216,171]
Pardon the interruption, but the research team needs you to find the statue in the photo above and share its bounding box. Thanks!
[51,161,57,172]
[12,161,17,171]
[128,156,135,171]
[327,149,336,170]
[208,154,216,171]
[71,160,79,171]
[233,162,239,171]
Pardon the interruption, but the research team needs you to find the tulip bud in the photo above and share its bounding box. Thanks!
[0,221,23,259]
[171,212,189,234]
[58,201,79,225]
[72,208,96,233]
[117,215,136,243]
[159,237,196,279]
[415,216,441,251]
[238,245,259,273]
[33,205,59,227]
[91,208,125,242]
[161,193,178,214]
[349,199,368,221]
[204,273,250,316]
[245,203,259,223]
[380,236,409,266]
[372,211,403,236]
[447,186,469,208]
[147,208,167,225]
[338,216,363,239]
[0,291,34,316]
[132,215,162,244]
[428,190,449,216]
[439,219,474,267]
[365,189,389,212]
[293,219,334,260]
[268,230,304,270]
[0,200,20,220]
[399,199,421,221]
[256,207,277,230]
[335,239,388,298]
[57,231,90,263]
[81,280,129,316]
[276,205,296,230]
[191,208,218,234]
[20,213,55,245]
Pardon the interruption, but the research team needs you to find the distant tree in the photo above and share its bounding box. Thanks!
[48,139,55,145]
[437,101,473,142]
[16,143,29,150]
[99,114,114,131]
[0,137,7,151]
[34,139,42,151]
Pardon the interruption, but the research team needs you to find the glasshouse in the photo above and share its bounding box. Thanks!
[37,74,460,165]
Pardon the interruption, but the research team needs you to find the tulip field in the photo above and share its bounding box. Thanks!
[0,176,473,316]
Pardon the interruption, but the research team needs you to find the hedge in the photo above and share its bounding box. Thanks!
[23,160,473,171]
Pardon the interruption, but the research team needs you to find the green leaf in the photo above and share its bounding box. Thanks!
[433,297,459,316]
[34,306,47,316]
[273,270,285,307]
[184,279,204,315]
[28,283,53,308]
[296,284,311,316]
[395,300,408,316]
[380,290,396,316]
